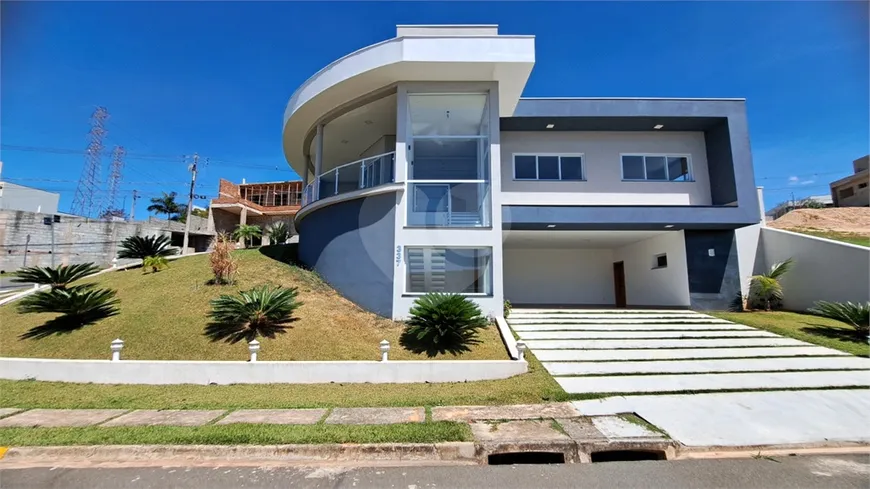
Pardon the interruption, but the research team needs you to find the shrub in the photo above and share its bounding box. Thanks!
[400,293,489,357]
[808,301,870,339]
[118,234,178,259]
[503,299,513,318]
[205,285,302,344]
[142,256,169,273]
[233,224,263,248]
[12,263,100,290]
[266,222,291,245]
[17,285,120,339]
[208,232,237,285]
[748,258,794,311]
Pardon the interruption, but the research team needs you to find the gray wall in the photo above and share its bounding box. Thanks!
[297,194,395,317]
[684,229,741,310]
[0,182,60,214]
[704,121,738,205]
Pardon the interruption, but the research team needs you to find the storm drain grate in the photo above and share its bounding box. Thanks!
[487,452,566,465]
[590,450,667,463]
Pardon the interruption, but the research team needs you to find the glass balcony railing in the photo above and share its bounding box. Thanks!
[301,152,395,207]
[407,182,491,228]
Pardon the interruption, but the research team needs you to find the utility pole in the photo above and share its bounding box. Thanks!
[130,190,139,221]
[182,154,198,254]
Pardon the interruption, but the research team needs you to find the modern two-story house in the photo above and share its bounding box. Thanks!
[284,25,762,319]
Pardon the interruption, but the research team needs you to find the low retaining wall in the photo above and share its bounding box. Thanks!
[0,358,528,385]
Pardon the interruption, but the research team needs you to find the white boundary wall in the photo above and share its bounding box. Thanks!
[0,358,527,385]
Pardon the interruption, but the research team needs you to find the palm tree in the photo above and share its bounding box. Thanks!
[233,224,262,248]
[147,192,182,221]
[266,222,290,245]
[143,256,169,273]
[749,258,794,311]
[12,263,101,290]
[118,235,178,259]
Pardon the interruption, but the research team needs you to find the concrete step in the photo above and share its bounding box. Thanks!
[508,318,732,325]
[510,323,754,332]
[524,337,809,350]
[512,309,700,314]
[509,313,718,320]
[544,356,870,376]
[533,346,848,362]
[517,330,778,340]
[556,370,870,394]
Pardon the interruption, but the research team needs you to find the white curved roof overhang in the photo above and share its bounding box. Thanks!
[282,35,536,176]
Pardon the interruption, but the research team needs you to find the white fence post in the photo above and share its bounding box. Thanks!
[249,340,260,362]
[110,338,124,362]
[379,340,390,362]
[515,341,527,361]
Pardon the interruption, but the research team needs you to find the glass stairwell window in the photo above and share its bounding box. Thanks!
[406,93,491,227]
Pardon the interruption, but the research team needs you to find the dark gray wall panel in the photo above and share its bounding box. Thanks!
[298,193,396,317]
[503,205,758,230]
[705,121,738,205]
[684,229,741,310]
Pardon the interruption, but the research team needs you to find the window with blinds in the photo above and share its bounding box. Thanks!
[405,247,492,294]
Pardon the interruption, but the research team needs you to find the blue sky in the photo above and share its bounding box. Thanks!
[1,1,867,217]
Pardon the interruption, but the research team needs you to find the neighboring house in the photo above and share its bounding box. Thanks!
[0,181,60,215]
[209,179,302,245]
[765,195,834,221]
[830,155,869,207]
[283,25,762,319]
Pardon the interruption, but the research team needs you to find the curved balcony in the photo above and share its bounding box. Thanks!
[301,152,396,208]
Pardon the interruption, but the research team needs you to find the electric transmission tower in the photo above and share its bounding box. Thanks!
[104,145,126,215]
[70,107,109,217]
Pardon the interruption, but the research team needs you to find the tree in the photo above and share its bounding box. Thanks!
[12,263,101,290]
[147,192,182,221]
[205,285,301,343]
[233,224,262,248]
[748,258,794,311]
[266,221,291,245]
[118,235,178,259]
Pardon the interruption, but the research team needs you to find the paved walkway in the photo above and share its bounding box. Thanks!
[509,309,870,394]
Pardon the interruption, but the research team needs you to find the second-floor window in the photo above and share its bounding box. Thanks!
[513,154,585,181]
[622,154,692,182]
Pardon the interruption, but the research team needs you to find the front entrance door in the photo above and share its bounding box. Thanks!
[613,261,626,308]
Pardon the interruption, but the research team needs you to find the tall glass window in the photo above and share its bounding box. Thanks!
[406,93,491,227]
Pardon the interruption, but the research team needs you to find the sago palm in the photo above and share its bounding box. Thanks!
[205,285,301,343]
[233,224,263,248]
[17,286,120,339]
[266,222,290,245]
[12,263,101,290]
[749,258,794,311]
[118,234,178,259]
[400,293,489,357]
[808,301,870,339]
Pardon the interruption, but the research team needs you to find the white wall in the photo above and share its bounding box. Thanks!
[0,182,60,214]
[500,131,711,206]
[613,231,690,307]
[0,358,527,385]
[760,227,870,311]
[735,223,764,296]
[503,248,615,305]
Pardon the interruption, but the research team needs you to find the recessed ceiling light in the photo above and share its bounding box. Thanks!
[653,124,664,130]
[546,124,555,129]
[341,139,349,144]
[664,224,674,228]
[547,224,556,228]
[363,120,374,125]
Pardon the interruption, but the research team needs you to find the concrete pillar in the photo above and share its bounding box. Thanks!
[314,124,324,200]
[237,207,247,247]
[303,156,311,187]
[757,187,766,226]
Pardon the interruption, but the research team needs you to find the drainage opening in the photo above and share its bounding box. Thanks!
[488,452,566,465]
[591,450,666,463]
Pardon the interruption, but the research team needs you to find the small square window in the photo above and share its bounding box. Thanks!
[538,156,560,180]
[840,187,855,199]
[653,254,668,269]
[514,156,537,179]
[858,182,868,189]
[560,156,584,180]
[622,156,645,180]
[645,156,667,181]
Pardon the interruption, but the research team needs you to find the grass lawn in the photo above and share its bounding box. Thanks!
[0,422,471,446]
[782,228,870,247]
[710,311,869,357]
[0,247,506,361]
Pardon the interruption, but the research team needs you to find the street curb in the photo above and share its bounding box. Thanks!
[676,443,870,460]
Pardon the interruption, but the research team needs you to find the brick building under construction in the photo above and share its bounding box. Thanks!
[208,179,302,246]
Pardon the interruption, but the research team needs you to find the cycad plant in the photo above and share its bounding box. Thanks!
[12,263,101,290]
[118,234,178,259]
[205,285,301,343]
[233,224,263,248]
[17,285,120,339]
[748,258,794,311]
[808,301,870,339]
[142,256,169,273]
[266,222,291,245]
[400,293,489,357]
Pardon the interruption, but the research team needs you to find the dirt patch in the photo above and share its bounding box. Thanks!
[769,208,870,236]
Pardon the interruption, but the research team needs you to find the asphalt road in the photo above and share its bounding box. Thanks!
[1,455,868,489]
